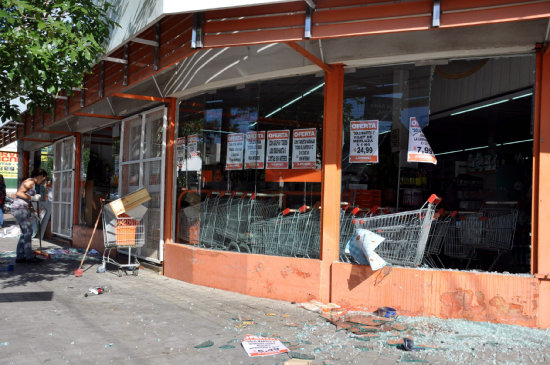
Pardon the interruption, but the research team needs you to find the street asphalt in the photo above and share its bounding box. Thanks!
[1,215,549,364]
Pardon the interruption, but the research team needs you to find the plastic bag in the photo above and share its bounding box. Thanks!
[346,228,388,270]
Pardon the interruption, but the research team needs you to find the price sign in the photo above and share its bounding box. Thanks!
[266,130,290,169]
[349,120,379,163]
[407,117,437,164]
[292,128,317,169]
[187,134,199,158]
[226,133,244,170]
[245,131,265,169]
[175,137,186,171]
[241,335,289,357]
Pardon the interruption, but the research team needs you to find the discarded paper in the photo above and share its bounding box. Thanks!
[241,335,289,357]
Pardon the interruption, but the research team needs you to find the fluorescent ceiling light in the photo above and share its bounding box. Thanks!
[435,138,533,156]
[512,93,532,100]
[463,145,489,152]
[498,138,533,146]
[265,82,325,118]
[451,99,509,116]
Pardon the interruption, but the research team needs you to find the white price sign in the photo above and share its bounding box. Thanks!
[407,117,437,164]
[349,120,379,163]
[245,131,265,169]
[187,134,199,158]
[292,128,317,169]
[266,130,290,169]
[175,137,186,171]
[241,335,289,357]
[226,133,245,170]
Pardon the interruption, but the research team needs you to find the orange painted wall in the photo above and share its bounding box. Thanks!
[331,262,540,327]
[164,243,321,303]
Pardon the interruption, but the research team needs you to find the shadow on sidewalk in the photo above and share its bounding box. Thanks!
[0,257,101,289]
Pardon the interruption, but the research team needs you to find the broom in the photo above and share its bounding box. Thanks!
[75,200,104,277]
[33,200,50,259]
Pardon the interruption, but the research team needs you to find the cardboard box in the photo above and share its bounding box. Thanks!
[109,188,151,216]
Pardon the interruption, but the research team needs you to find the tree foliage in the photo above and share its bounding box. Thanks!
[0,0,117,122]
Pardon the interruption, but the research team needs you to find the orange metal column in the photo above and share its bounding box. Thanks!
[73,133,81,225]
[319,64,344,303]
[164,98,177,249]
[536,48,550,276]
[535,47,550,328]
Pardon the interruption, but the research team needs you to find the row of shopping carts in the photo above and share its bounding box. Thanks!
[423,202,518,270]
[180,190,324,258]
[196,192,281,252]
[182,191,443,266]
[184,191,516,270]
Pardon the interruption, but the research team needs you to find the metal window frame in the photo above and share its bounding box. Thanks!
[51,136,75,238]
[118,106,167,263]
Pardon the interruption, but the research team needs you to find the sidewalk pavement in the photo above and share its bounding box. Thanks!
[1,218,550,364]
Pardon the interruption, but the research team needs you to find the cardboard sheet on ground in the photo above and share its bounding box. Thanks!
[241,335,289,357]
[346,228,388,270]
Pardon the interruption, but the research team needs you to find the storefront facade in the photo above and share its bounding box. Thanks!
[3,0,550,327]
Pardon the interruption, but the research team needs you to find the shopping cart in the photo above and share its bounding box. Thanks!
[423,209,454,268]
[99,202,145,276]
[198,191,229,249]
[479,202,518,270]
[232,194,280,253]
[198,191,280,252]
[249,204,321,258]
[351,194,441,267]
[443,213,478,267]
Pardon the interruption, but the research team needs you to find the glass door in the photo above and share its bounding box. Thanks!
[51,137,75,238]
[119,107,166,262]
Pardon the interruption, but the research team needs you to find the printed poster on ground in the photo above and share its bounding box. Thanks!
[349,120,379,163]
[241,335,289,357]
[292,128,317,169]
[226,133,245,170]
[407,117,437,164]
[266,130,290,169]
[245,131,265,169]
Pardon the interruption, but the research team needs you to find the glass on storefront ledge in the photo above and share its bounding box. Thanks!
[175,74,324,259]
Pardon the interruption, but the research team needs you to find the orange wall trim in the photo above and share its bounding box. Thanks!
[331,263,540,327]
[164,243,321,303]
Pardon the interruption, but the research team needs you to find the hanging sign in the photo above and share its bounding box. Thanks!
[186,134,202,171]
[292,128,317,169]
[241,335,289,357]
[245,131,265,169]
[175,137,186,171]
[407,117,437,164]
[187,134,199,158]
[349,120,379,163]
[266,130,290,169]
[226,133,244,170]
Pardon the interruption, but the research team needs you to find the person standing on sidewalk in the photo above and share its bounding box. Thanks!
[12,169,47,264]
[0,174,6,228]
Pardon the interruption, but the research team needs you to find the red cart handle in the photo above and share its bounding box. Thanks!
[428,194,442,205]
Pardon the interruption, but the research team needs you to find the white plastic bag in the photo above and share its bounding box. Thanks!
[347,228,388,270]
